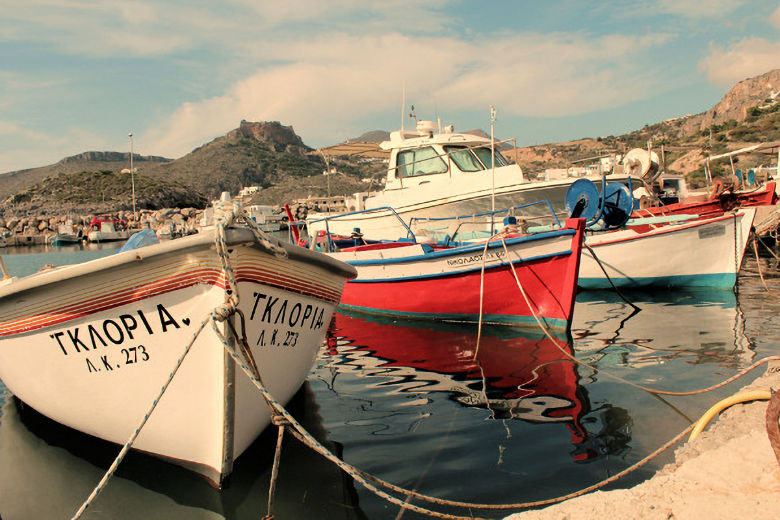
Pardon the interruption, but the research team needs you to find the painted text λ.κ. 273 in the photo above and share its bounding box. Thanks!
[47,303,191,375]
[248,291,328,348]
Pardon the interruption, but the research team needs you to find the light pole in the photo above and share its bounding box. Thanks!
[128,133,136,222]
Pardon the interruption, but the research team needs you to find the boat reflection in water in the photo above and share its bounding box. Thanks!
[0,383,367,520]
[313,291,754,514]
[324,311,601,463]
[572,288,753,379]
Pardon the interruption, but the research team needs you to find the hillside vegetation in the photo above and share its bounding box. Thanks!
[4,169,208,218]
[509,68,780,188]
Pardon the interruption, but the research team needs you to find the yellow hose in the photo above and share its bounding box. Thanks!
[689,390,772,441]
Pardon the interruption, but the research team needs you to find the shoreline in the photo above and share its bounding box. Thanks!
[505,360,780,520]
[0,207,204,246]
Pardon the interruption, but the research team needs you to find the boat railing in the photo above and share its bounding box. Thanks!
[305,206,417,252]
[409,199,563,245]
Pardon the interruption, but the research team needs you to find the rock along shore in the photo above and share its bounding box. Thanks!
[504,360,780,520]
[0,208,204,245]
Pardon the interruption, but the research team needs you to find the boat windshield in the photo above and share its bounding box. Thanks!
[443,145,509,172]
[397,146,448,177]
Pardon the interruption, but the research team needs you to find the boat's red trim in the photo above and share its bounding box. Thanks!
[0,262,344,336]
[590,212,741,248]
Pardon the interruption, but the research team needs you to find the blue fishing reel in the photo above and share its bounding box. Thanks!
[565,179,600,222]
[565,178,634,229]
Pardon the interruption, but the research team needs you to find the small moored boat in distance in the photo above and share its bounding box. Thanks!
[0,209,356,486]
[48,221,83,246]
[87,214,130,243]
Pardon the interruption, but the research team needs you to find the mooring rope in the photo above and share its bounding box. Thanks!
[752,238,770,291]
[473,237,493,360]
[758,236,780,261]
[71,202,283,519]
[211,321,492,520]
[733,212,740,296]
[493,226,780,399]
[72,207,780,519]
[71,313,217,520]
[582,243,641,311]
[220,308,713,516]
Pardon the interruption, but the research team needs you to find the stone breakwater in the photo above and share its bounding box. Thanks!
[0,207,204,246]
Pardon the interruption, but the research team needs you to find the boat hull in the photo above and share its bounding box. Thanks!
[579,209,756,289]
[88,230,130,242]
[330,219,585,329]
[0,229,354,486]
[50,233,82,245]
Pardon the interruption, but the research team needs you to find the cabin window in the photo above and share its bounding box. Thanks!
[397,147,448,177]
[472,146,509,168]
[443,145,483,172]
[443,145,509,172]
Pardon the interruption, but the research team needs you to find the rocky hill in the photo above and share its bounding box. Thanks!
[0,152,171,201]
[0,121,356,217]
[687,68,780,132]
[137,120,328,199]
[505,68,780,187]
[1,69,778,218]
[1,169,208,219]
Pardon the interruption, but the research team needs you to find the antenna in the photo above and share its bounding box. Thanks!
[401,82,406,132]
[490,105,497,232]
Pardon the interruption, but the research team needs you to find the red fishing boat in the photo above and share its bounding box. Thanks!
[632,180,776,219]
[317,211,585,331]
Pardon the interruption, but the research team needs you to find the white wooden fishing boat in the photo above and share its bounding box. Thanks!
[0,218,355,487]
[579,208,756,289]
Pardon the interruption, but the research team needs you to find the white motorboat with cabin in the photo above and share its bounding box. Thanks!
[306,119,632,240]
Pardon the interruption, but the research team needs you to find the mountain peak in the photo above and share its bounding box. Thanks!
[699,68,780,129]
[57,151,171,164]
[227,120,310,151]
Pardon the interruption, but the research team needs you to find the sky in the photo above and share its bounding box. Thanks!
[1,0,780,174]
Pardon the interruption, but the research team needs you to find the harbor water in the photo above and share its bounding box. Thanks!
[0,242,778,519]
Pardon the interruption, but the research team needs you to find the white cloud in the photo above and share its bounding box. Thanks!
[143,30,673,158]
[232,0,451,29]
[771,5,780,28]
[0,0,452,58]
[0,1,227,57]
[657,0,745,18]
[0,120,51,143]
[0,119,110,172]
[699,37,780,87]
